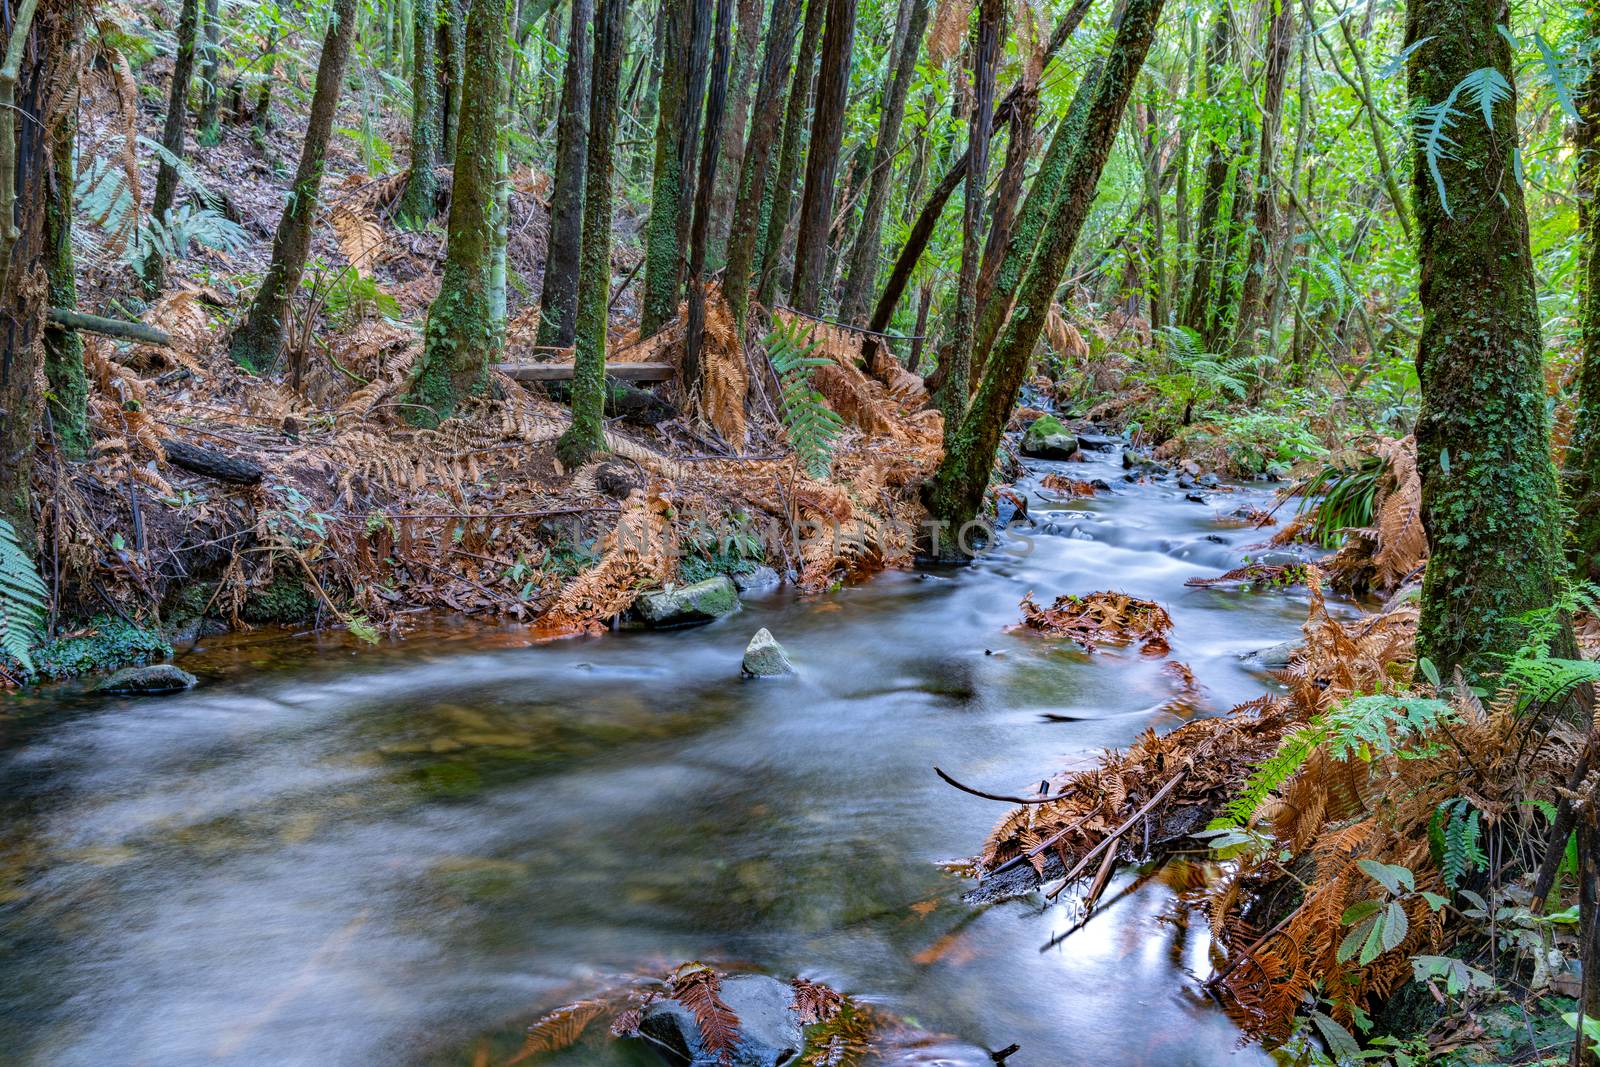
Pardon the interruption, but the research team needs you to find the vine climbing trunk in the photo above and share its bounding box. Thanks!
[556,0,627,466]
[1404,0,1567,678]
[922,0,1167,555]
[402,0,509,425]
[227,0,360,373]
[536,0,594,347]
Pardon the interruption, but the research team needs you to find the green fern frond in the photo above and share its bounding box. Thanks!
[131,204,250,269]
[1416,67,1512,216]
[0,517,47,675]
[767,318,844,479]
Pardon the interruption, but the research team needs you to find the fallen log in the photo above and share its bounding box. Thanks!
[160,438,265,484]
[48,307,172,347]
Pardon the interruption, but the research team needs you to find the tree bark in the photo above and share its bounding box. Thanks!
[707,0,766,261]
[1405,0,1567,678]
[1568,7,1600,581]
[1228,0,1294,356]
[403,0,509,425]
[1180,6,1231,341]
[439,0,466,160]
[836,0,927,323]
[922,0,1167,553]
[723,0,803,331]
[141,0,200,295]
[682,0,737,391]
[196,0,223,145]
[755,0,825,307]
[228,0,359,373]
[44,47,87,460]
[397,0,443,226]
[789,0,856,314]
[536,0,595,346]
[556,0,627,466]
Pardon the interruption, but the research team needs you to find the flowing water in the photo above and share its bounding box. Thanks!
[0,445,1325,1066]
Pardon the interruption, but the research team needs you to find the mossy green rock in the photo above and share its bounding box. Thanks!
[636,576,740,628]
[1020,415,1078,459]
[91,664,197,695]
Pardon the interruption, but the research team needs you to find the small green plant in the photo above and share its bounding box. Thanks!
[1296,453,1383,547]
[766,317,844,479]
[0,517,47,674]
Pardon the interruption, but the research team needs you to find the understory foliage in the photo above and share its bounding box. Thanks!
[0,518,47,677]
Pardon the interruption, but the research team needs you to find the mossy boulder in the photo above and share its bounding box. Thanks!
[91,664,197,695]
[635,576,740,628]
[1020,414,1078,460]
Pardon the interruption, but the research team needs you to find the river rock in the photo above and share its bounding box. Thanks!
[637,974,804,1067]
[1019,415,1078,460]
[1076,432,1117,452]
[91,664,197,695]
[733,566,781,597]
[1244,640,1301,670]
[741,628,796,678]
[636,576,740,628]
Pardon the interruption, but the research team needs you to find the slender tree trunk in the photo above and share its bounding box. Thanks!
[789,0,856,314]
[1335,10,1413,240]
[141,0,201,295]
[934,0,1000,433]
[537,0,595,346]
[640,0,711,335]
[228,0,360,373]
[1228,0,1294,356]
[252,27,275,150]
[397,0,442,225]
[973,88,1037,324]
[707,0,765,261]
[44,9,87,459]
[1138,87,1168,328]
[682,0,736,391]
[835,0,927,323]
[557,0,627,466]
[724,0,802,331]
[403,0,509,424]
[1405,0,1566,678]
[922,0,1166,553]
[1568,9,1600,580]
[196,0,223,145]
[755,0,825,307]
[1180,6,1230,340]
[439,0,466,160]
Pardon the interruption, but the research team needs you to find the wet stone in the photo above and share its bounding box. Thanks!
[636,577,741,628]
[91,664,197,695]
[741,628,796,678]
[637,974,804,1067]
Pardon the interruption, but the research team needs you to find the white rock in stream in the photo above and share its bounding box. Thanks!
[741,628,796,678]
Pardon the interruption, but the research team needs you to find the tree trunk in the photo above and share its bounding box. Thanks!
[1138,88,1167,328]
[439,0,466,160]
[196,0,223,145]
[723,0,803,332]
[868,0,1097,335]
[0,0,72,542]
[933,0,1000,433]
[922,0,1166,553]
[252,27,275,150]
[556,0,627,466]
[397,0,442,226]
[706,0,765,262]
[44,53,86,460]
[536,0,595,346]
[1228,0,1293,357]
[835,0,926,323]
[1569,9,1600,580]
[754,0,825,307]
[141,0,201,295]
[682,0,736,391]
[789,0,856,314]
[1180,6,1230,340]
[227,0,360,373]
[1405,0,1566,678]
[403,0,509,424]
[640,0,711,336]
[973,88,1037,326]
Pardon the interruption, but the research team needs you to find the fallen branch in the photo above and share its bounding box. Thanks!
[935,765,1080,805]
[160,438,265,484]
[1044,752,1203,900]
[48,307,173,346]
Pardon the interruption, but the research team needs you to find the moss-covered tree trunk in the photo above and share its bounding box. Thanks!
[536,0,594,347]
[196,0,223,145]
[789,0,855,314]
[1228,0,1294,357]
[723,0,802,331]
[0,0,72,544]
[402,0,508,425]
[44,54,87,460]
[1405,0,1566,678]
[227,0,359,373]
[1566,17,1600,581]
[141,0,200,296]
[933,0,999,432]
[639,0,710,336]
[972,87,1036,327]
[754,0,824,307]
[836,0,927,324]
[439,0,466,160]
[556,0,627,466]
[1180,7,1231,339]
[922,0,1166,555]
[396,0,441,226]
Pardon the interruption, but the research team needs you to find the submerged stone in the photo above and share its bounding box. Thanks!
[91,664,197,695]
[636,576,740,628]
[637,974,804,1067]
[741,628,796,678]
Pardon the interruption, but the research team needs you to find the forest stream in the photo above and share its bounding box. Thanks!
[0,445,1329,1066]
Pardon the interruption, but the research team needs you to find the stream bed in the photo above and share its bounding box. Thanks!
[0,445,1319,1066]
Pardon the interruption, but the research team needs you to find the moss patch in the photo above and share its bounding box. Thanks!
[241,573,317,625]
